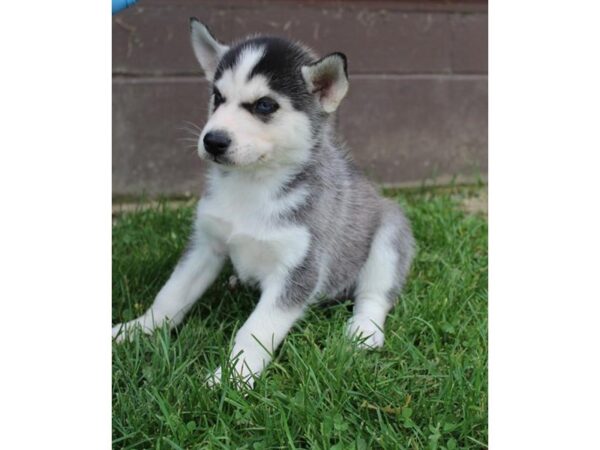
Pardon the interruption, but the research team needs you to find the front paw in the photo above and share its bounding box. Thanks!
[112,323,130,343]
[346,315,385,349]
[206,363,256,390]
[205,366,223,388]
[111,319,151,343]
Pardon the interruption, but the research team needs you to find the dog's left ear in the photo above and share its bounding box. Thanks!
[301,53,349,113]
[189,17,229,80]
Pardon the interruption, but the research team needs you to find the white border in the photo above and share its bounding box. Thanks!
[1,1,111,448]
[490,0,600,448]
[1,1,600,448]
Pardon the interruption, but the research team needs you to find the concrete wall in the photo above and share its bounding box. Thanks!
[113,0,488,197]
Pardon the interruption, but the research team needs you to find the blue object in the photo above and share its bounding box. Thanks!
[112,0,137,14]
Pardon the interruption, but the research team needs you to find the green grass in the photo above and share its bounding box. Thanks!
[112,187,488,450]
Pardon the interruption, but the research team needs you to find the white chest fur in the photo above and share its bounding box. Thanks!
[195,169,311,285]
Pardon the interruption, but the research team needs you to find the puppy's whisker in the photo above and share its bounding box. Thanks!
[179,142,200,152]
[182,120,202,128]
[177,128,201,138]
[181,120,203,131]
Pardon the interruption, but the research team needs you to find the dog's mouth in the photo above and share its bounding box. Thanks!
[209,154,233,166]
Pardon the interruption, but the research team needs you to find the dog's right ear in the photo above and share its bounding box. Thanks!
[189,18,229,80]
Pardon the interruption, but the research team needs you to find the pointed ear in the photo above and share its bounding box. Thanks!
[301,53,349,113]
[189,17,229,80]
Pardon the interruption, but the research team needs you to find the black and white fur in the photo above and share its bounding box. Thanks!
[112,18,415,387]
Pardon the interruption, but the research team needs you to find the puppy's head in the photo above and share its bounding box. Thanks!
[190,18,349,168]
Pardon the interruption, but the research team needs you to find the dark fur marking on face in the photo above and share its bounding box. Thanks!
[249,38,314,111]
[240,97,280,123]
[214,37,315,113]
[213,86,225,111]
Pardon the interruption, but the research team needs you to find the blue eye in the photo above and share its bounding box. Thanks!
[254,97,279,115]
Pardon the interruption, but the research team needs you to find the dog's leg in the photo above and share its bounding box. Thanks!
[112,233,225,342]
[209,280,307,388]
[347,204,414,349]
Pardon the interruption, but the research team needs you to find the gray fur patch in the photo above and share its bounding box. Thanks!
[273,126,413,308]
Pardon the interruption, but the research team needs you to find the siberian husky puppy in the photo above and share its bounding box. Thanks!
[113,18,415,387]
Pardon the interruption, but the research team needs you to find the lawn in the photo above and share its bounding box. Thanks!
[112,186,488,450]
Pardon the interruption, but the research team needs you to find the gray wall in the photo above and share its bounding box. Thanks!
[113,0,488,197]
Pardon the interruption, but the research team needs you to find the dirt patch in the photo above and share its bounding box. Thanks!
[459,188,487,218]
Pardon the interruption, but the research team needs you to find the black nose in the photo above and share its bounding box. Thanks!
[203,130,231,156]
